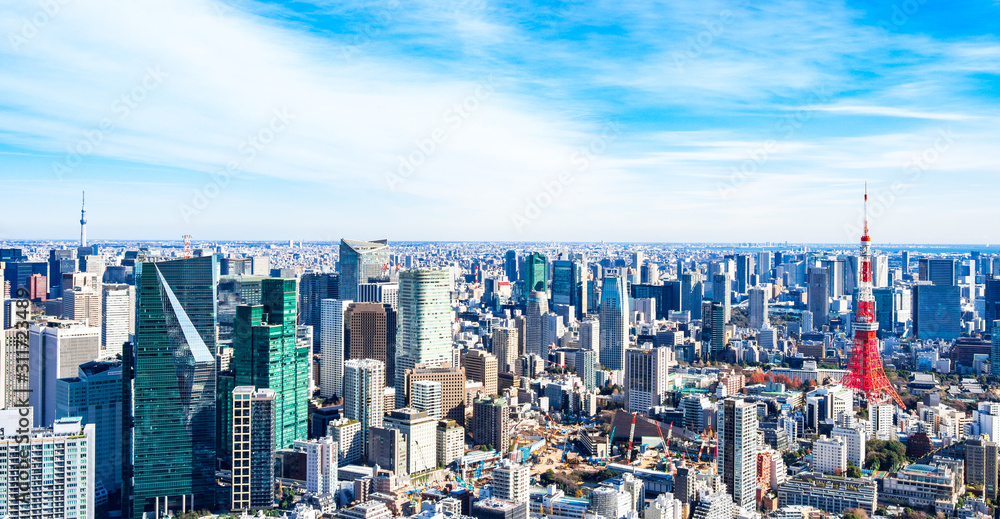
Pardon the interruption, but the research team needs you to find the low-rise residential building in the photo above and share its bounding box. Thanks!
[880,463,963,511]
[777,473,877,515]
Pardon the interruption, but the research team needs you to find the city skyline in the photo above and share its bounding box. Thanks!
[2,1,999,242]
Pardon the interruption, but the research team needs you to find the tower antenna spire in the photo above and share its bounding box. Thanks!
[80,190,88,248]
[864,182,869,237]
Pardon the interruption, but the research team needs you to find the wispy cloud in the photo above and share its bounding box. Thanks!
[0,0,998,241]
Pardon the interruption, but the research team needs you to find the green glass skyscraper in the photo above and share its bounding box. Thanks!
[126,255,218,518]
[231,278,309,449]
[525,252,548,294]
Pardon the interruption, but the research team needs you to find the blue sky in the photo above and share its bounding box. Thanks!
[0,0,998,243]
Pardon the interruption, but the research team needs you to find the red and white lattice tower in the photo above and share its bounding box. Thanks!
[841,187,905,407]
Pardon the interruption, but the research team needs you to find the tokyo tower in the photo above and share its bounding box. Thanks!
[841,187,905,407]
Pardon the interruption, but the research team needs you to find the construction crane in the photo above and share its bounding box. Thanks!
[627,412,638,463]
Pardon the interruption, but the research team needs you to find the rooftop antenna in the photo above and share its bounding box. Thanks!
[864,182,869,238]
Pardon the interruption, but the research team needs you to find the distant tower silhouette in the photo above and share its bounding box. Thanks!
[841,186,904,407]
[80,191,87,247]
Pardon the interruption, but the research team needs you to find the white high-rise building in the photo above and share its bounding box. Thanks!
[831,425,866,468]
[813,436,847,475]
[579,318,599,353]
[491,327,518,374]
[718,398,758,510]
[320,299,352,399]
[101,283,134,357]
[344,358,385,460]
[305,437,338,496]
[493,459,530,504]
[869,403,896,441]
[748,286,770,330]
[0,414,96,519]
[436,420,465,467]
[231,387,276,512]
[412,380,443,420]
[599,270,629,371]
[575,349,598,392]
[28,320,100,426]
[63,286,101,334]
[645,494,683,519]
[395,269,452,406]
[525,291,548,357]
[383,408,438,476]
[327,417,363,466]
[625,345,673,414]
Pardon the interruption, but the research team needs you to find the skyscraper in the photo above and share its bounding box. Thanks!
[552,257,586,318]
[299,272,339,352]
[807,267,830,329]
[126,255,219,518]
[63,285,102,333]
[578,317,599,353]
[231,386,276,512]
[757,251,773,282]
[344,358,385,460]
[681,270,704,320]
[231,278,309,448]
[919,258,957,286]
[718,398,758,510]
[625,345,673,413]
[339,239,391,301]
[748,286,769,330]
[0,415,96,519]
[473,395,512,455]
[912,283,961,341]
[493,459,530,505]
[524,290,548,357]
[101,283,134,356]
[383,408,438,475]
[304,437,339,496]
[599,270,629,371]
[347,302,397,385]
[575,349,597,391]
[735,254,753,293]
[491,326,518,374]
[403,362,466,423]
[395,268,452,401]
[29,319,101,426]
[55,359,123,495]
[320,299,352,399]
[504,250,519,283]
[711,273,731,323]
[464,349,498,396]
[524,252,548,294]
[412,380,443,419]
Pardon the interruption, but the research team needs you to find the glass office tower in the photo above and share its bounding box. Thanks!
[231,278,309,449]
[126,255,218,518]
